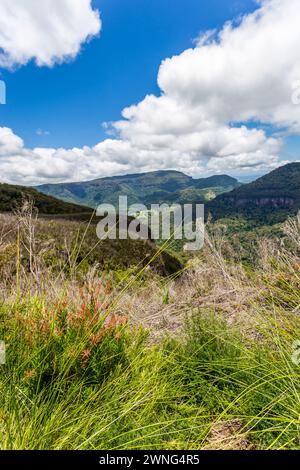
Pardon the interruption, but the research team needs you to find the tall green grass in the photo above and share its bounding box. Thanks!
[0,207,299,450]
[1,292,300,450]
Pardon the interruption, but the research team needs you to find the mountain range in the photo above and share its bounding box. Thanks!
[36,171,240,208]
[1,163,299,228]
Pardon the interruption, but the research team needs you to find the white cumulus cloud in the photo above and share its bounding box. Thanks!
[0,0,101,67]
[0,0,299,185]
[109,0,300,175]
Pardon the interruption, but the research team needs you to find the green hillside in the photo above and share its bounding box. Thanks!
[0,182,93,216]
[0,181,182,276]
[36,170,240,208]
[207,163,300,224]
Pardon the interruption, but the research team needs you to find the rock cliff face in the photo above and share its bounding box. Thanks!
[207,163,300,224]
[233,197,295,208]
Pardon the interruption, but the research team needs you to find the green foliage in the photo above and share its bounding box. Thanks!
[0,183,93,215]
[0,213,183,280]
[207,217,285,265]
[2,301,300,449]
[208,163,300,224]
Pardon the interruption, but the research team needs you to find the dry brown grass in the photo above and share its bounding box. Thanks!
[122,213,300,342]
[203,420,256,450]
[0,202,299,346]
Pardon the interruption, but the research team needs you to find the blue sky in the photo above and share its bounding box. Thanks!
[0,0,300,184]
[1,0,258,149]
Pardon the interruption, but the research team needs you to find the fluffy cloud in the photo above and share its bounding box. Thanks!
[0,0,299,184]
[0,124,283,185]
[0,129,134,185]
[109,0,300,175]
[0,0,101,67]
[157,0,300,131]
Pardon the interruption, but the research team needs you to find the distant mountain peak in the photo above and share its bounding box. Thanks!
[36,170,240,208]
